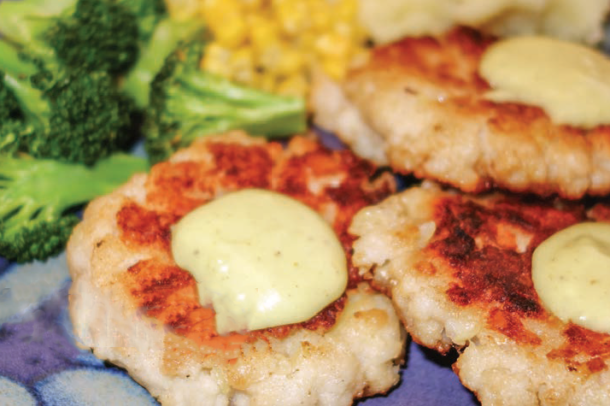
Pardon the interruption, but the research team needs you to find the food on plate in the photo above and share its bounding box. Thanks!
[0,38,136,166]
[311,27,610,199]
[357,0,610,45]
[67,131,405,405]
[144,38,307,163]
[349,181,610,406]
[165,0,369,97]
[0,154,147,263]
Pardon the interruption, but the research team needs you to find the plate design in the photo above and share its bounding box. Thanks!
[0,254,478,405]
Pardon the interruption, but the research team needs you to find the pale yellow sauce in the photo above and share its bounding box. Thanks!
[532,222,610,333]
[479,36,610,128]
[171,188,347,334]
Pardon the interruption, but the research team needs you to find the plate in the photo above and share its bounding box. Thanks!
[6,7,610,404]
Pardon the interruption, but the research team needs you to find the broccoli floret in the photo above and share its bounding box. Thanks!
[0,0,140,74]
[0,40,138,165]
[0,153,148,263]
[118,0,168,45]
[145,39,307,163]
[49,0,140,74]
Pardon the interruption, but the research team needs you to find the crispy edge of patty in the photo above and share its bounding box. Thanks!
[67,131,406,406]
[349,181,610,406]
[311,27,610,199]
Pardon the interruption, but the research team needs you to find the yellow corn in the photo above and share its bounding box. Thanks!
[276,74,309,97]
[229,46,256,83]
[310,2,332,31]
[202,45,232,76]
[321,57,348,80]
[202,0,247,48]
[249,17,280,52]
[168,0,371,97]
[275,48,305,75]
[164,0,200,21]
[273,1,310,36]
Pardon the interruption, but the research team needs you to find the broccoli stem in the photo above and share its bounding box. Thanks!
[170,72,307,138]
[0,0,77,54]
[0,153,148,262]
[0,154,148,233]
[0,41,51,130]
[122,18,203,108]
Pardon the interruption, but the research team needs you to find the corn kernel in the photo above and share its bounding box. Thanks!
[274,1,309,35]
[259,73,278,93]
[229,47,255,81]
[214,18,248,48]
[249,17,281,52]
[202,0,248,48]
[334,21,356,39]
[202,0,239,19]
[334,0,358,22]
[315,32,351,59]
[321,57,348,80]
[241,0,264,10]
[310,5,332,31]
[202,43,233,76]
[231,46,254,66]
[275,48,305,75]
[276,74,308,97]
[258,41,284,71]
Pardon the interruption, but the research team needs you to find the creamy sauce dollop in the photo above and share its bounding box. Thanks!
[480,36,610,128]
[532,222,610,333]
[171,188,347,334]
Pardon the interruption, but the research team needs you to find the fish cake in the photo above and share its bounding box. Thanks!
[349,181,610,406]
[311,27,610,199]
[67,131,405,406]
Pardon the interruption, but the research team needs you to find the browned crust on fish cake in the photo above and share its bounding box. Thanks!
[350,182,610,405]
[427,194,610,370]
[116,134,395,350]
[313,27,610,199]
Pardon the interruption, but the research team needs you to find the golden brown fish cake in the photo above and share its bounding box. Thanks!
[311,27,610,199]
[350,181,610,406]
[67,131,405,406]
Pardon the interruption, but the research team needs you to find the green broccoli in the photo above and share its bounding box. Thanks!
[0,71,22,123]
[0,153,148,263]
[121,6,204,109]
[0,39,138,166]
[118,0,168,45]
[145,39,307,163]
[0,0,140,74]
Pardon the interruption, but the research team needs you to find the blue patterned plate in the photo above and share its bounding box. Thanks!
[0,253,479,405]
